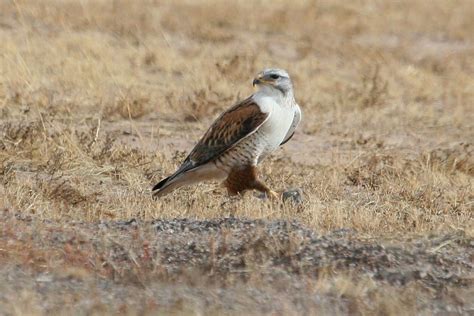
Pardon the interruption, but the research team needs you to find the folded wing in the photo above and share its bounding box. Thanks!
[280,104,301,145]
[171,97,270,177]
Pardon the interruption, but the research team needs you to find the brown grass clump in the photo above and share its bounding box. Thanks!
[0,0,473,314]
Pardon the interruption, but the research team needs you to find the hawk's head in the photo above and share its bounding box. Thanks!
[253,68,293,95]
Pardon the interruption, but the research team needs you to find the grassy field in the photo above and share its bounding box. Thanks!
[1,0,473,314]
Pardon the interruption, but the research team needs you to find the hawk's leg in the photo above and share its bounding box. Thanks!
[252,182,279,200]
[223,165,279,199]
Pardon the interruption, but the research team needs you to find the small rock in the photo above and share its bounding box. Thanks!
[36,274,53,283]
[282,188,303,204]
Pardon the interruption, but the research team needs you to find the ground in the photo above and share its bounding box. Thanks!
[0,0,473,315]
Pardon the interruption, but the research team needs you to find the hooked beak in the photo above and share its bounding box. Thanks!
[253,74,268,87]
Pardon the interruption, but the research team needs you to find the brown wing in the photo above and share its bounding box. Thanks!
[174,96,269,175]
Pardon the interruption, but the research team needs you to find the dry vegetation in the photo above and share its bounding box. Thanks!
[0,0,473,315]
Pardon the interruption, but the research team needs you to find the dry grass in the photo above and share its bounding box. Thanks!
[0,0,473,314]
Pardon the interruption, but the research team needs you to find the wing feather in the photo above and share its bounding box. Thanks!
[280,103,301,146]
[173,96,269,175]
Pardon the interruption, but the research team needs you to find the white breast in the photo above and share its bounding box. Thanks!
[253,92,296,157]
[215,89,298,171]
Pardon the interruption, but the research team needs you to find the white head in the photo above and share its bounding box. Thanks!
[252,68,294,97]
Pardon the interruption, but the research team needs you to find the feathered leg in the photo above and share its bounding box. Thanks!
[223,165,279,198]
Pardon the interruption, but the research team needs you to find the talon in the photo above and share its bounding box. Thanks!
[267,190,280,200]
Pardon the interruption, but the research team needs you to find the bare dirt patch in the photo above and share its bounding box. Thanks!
[1,210,473,315]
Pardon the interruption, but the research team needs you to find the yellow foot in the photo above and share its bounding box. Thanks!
[266,190,280,200]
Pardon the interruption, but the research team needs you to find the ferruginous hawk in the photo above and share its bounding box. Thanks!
[152,68,301,199]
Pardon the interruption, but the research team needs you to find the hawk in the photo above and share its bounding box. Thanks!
[152,68,301,199]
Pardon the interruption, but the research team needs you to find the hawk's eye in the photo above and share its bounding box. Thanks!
[269,74,279,80]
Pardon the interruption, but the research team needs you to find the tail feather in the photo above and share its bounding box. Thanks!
[152,163,227,198]
[152,160,197,198]
[152,173,188,198]
[152,175,177,198]
[152,176,171,192]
